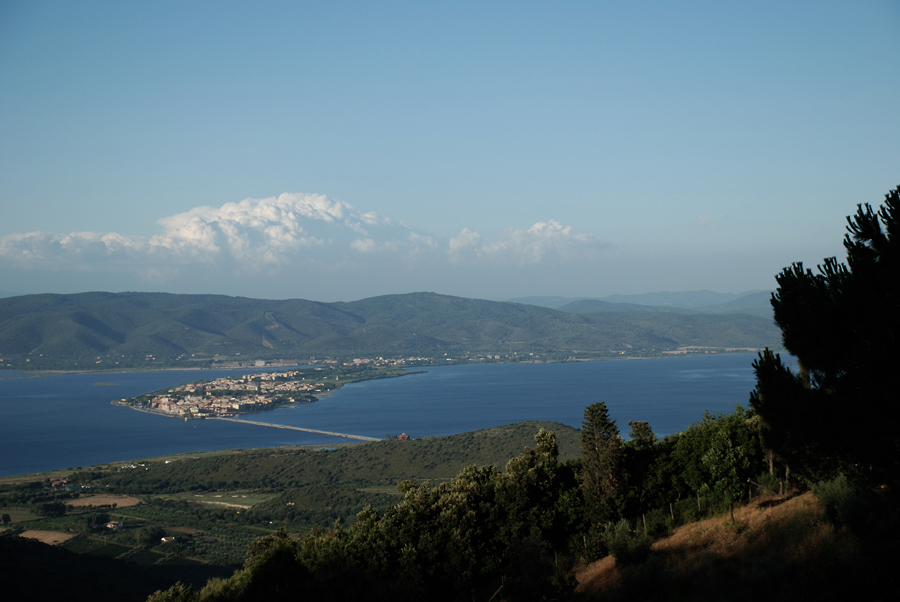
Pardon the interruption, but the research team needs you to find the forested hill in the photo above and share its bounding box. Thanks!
[0,291,780,369]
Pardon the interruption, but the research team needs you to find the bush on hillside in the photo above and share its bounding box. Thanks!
[581,524,608,563]
[812,474,865,529]
[754,471,782,496]
[640,507,670,538]
[602,519,653,566]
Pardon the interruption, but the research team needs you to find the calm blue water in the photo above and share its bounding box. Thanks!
[0,355,759,476]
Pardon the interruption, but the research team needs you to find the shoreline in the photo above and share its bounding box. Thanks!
[0,440,364,484]
[111,398,318,421]
[0,348,772,376]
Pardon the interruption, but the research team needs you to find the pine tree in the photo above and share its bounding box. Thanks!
[752,186,900,494]
[580,402,626,526]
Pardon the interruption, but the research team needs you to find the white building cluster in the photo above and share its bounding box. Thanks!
[144,372,323,417]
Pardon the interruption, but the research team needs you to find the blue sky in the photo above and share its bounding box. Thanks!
[1,1,898,302]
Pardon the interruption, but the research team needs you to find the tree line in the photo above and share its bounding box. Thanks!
[148,399,775,602]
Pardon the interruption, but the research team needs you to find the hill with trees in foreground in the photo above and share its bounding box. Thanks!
[1,187,897,600]
[0,291,779,369]
[147,186,899,600]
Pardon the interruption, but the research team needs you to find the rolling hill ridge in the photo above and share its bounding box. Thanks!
[0,291,781,369]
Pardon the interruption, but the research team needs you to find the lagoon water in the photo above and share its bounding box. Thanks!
[0,354,760,477]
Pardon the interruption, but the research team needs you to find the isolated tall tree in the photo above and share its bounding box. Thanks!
[751,186,900,494]
[581,402,626,526]
[623,420,657,514]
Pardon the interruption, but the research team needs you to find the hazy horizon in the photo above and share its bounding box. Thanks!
[0,287,769,306]
[2,2,897,302]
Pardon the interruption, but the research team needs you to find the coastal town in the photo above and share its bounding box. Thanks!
[112,364,414,419]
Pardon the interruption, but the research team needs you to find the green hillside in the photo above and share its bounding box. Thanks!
[89,420,582,495]
[0,421,580,599]
[0,291,781,369]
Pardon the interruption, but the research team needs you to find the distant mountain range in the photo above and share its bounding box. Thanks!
[0,291,781,369]
[508,290,774,318]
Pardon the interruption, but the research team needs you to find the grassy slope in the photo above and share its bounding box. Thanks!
[0,291,781,369]
[576,492,885,601]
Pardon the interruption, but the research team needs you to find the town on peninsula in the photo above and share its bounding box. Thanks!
[112,359,420,419]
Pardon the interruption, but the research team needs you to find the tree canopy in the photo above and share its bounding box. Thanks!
[751,186,900,494]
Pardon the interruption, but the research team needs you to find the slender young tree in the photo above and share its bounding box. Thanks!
[700,406,758,522]
[623,420,658,515]
[580,402,626,526]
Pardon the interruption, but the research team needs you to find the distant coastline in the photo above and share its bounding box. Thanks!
[1,346,774,377]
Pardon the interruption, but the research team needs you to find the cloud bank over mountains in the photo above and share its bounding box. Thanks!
[449,220,604,265]
[0,193,607,299]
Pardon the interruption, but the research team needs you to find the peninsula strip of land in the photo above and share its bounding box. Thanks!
[112,364,415,420]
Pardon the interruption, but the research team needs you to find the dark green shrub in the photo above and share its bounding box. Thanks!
[35,501,66,518]
[580,524,608,563]
[602,519,652,565]
[813,474,864,529]
[640,507,670,538]
[754,471,781,495]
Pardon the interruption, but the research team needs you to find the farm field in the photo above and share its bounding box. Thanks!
[69,494,141,508]
[19,530,74,545]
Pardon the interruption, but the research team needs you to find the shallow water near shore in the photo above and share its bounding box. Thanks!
[0,354,758,477]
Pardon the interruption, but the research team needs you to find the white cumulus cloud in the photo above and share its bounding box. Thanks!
[149,193,337,266]
[0,231,148,263]
[0,195,610,296]
[0,193,422,273]
[448,220,604,265]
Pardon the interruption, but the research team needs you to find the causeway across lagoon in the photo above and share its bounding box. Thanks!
[212,416,380,442]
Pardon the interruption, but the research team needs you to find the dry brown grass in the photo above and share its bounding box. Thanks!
[68,494,141,508]
[573,555,619,595]
[575,492,853,598]
[18,530,74,545]
[653,492,821,563]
